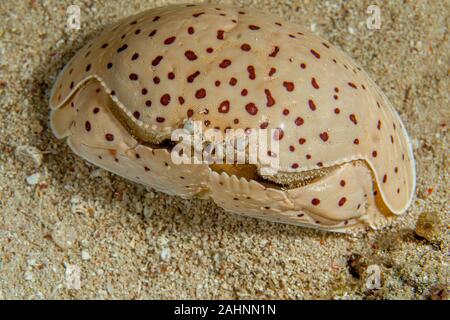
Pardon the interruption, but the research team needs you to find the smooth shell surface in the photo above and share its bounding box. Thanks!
[50,4,415,232]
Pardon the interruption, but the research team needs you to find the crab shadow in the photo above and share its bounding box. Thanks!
[27,23,348,245]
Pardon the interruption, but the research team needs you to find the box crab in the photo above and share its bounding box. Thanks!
[49,4,415,232]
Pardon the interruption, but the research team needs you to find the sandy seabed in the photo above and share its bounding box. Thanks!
[0,0,448,299]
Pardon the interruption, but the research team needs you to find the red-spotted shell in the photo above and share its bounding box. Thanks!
[49,4,415,233]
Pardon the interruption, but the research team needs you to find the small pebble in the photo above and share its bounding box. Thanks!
[51,223,77,250]
[26,173,41,185]
[27,258,37,267]
[426,285,448,300]
[24,271,33,281]
[160,248,171,261]
[15,145,43,167]
[81,249,91,261]
[414,211,441,242]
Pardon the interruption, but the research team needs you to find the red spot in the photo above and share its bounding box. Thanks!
[85,121,91,132]
[349,114,358,125]
[153,76,160,84]
[133,111,140,119]
[320,132,329,142]
[291,163,299,169]
[218,100,230,113]
[377,120,382,130]
[149,29,157,37]
[219,59,232,68]
[353,138,359,145]
[129,73,138,80]
[338,197,347,207]
[310,49,320,59]
[164,36,176,45]
[93,107,99,114]
[334,108,340,114]
[348,82,358,89]
[274,128,284,141]
[215,80,221,87]
[117,44,128,53]
[300,63,306,69]
[195,88,206,99]
[168,72,175,80]
[105,133,114,141]
[283,109,290,116]
[308,99,317,111]
[245,103,258,115]
[283,81,295,92]
[248,25,260,30]
[185,50,198,61]
[241,89,248,96]
[206,47,213,53]
[152,55,163,66]
[260,122,269,129]
[372,150,378,157]
[311,198,320,206]
[383,174,387,183]
[187,109,194,117]
[311,77,320,89]
[217,30,224,40]
[247,65,256,79]
[178,96,185,105]
[156,117,165,123]
[152,16,160,21]
[340,180,346,187]
[298,138,306,145]
[269,46,279,57]
[229,77,237,86]
[187,71,200,83]
[192,12,205,18]
[295,117,304,126]
[160,94,171,106]
[188,27,195,34]
[289,145,295,152]
[306,154,311,159]
[145,100,152,107]
[268,67,276,76]
[131,53,139,60]
[241,43,251,51]
[264,89,275,107]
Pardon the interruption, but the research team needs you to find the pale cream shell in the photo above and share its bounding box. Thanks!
[49,4,416,232]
